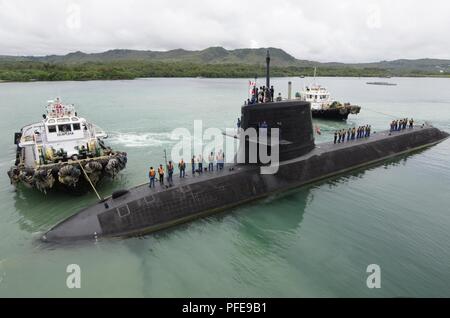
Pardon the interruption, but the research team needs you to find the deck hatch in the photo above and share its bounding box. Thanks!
[117,205,131,218]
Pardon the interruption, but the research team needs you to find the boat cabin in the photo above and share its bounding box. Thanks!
[16,99,107,168]
[299,85,332,110]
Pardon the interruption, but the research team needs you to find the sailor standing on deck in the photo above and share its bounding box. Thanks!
[217,150,224,170]
[216,151,220,170]
[198,154,203,173]
[178,159,186,178]
[208,152,214,171]
[149,167,156,188]
[158,164,165,185]
[221,152,225,169]
[191,156,196,175]
[167,161,174,185]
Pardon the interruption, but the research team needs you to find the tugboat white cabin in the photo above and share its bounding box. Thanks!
[18,99,107,168]
[299,84,332,111]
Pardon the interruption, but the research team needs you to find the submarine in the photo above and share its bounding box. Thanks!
[42,51,449,243]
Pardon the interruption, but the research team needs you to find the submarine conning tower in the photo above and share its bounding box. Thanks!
[240,50,315,162]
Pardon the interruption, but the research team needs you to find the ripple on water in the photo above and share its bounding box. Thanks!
[108,132,174,148]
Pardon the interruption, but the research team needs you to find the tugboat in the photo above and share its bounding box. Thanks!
[7,98,127,194]
[298,68,361,120]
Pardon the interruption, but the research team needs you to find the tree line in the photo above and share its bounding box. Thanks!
[0,60,447,82]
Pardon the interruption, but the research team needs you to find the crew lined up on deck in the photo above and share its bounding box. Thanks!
[390,118,414,132]
[246,85,275,105]
[334,125,371,144]
[148,150,225,188]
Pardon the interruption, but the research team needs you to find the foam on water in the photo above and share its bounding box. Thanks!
[108,132,173,148]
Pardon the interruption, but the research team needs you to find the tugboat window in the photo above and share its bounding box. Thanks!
[48,125,57,133]
[58,124,71,132]
[73,123,81,130]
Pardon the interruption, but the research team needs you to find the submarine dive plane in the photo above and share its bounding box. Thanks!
[42,51,449,243]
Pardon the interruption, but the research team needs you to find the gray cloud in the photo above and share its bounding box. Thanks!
[0,0,449,62]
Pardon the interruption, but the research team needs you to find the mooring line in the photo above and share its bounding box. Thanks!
[361,107,400,119]
[79,162,102,201]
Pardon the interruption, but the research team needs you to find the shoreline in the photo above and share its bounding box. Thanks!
[1,74,450,84]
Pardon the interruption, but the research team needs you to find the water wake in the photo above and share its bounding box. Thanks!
[108,132,173,148]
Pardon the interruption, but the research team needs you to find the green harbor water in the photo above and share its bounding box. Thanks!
[0,77,450,297]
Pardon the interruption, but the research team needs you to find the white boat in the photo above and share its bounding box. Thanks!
[297,68,361,120]
[8,98,127,194]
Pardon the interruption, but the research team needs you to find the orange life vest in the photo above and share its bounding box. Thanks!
[149,169,155,177]
[158,167,164,175]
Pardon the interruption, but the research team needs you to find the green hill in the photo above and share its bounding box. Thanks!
[7,47,308,67]
[0,47,449,81]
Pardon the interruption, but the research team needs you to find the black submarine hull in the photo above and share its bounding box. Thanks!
[42,125,449,243]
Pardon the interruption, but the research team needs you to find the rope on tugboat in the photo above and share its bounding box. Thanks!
[79,162,102,201]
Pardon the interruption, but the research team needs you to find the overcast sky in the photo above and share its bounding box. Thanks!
[0,0,449,62]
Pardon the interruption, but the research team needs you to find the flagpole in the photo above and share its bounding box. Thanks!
[253,75,257,102]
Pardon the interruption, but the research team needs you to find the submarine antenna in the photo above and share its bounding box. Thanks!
[79,162,102,201]
[266,49,270,89]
